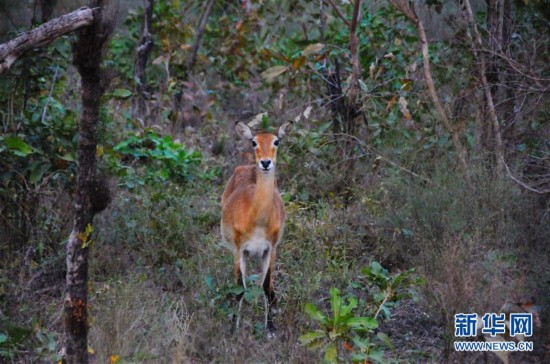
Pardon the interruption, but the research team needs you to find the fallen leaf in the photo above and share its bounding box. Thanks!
[302,43,324,57]
[386,95,397,111]
[152,54,169,65]
[261,65,288,80]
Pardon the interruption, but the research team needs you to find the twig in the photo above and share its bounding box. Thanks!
[41,64,60,125]
[331,133,447,190]
[373,288,392,319]
[325,0,351,27]
[503,161,550,195]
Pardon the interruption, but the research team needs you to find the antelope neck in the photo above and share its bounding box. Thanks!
[251,167,276,225]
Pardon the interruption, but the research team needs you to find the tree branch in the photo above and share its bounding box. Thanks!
[187,0,214,71]
[325,0,351,27]
[0,7,95,73]
[462,0,505,174]
[388,0,471,185]
[133,0,155,125]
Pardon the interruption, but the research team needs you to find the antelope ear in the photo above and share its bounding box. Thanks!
[235,121,254,140]
[277,121,293,139]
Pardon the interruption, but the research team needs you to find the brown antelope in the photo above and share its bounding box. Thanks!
[221,120,293,336]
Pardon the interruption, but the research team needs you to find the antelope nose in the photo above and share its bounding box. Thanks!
[260,160,271,169]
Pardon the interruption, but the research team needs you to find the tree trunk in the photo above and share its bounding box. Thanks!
[132,0,154,126]
[63,3,113,362]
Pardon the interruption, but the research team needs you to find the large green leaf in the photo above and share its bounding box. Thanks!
[3,136,32,157]
[340,296,358,319]
[324,343,338,363]
[29,162,52,184]
[109,88,133,99]
[299,329,325,347]
[304,303,328,324]
[329,287,342,325]
[345,316,378,332]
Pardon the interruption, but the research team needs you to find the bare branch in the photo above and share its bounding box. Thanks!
[325,0,351,27]
[188,0,215,71]
[504,161,550,194]
[0,7,95,73]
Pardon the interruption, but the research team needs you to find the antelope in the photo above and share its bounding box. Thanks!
[221,120,293,336]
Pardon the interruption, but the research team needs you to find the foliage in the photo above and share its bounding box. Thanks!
[300,262,424,363]
[109,130,201,188]
[1,0,549,362]
[0,324,61,361]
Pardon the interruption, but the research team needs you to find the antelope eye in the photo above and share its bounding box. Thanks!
[251,140,257,148]
[274,140,280,147]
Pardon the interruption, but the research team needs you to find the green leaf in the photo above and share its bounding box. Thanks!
[304,303,328,323]
[324,343,338,363]
[203,275,215,291]
[30,162,52,184]
[59,153,75,162]
[340,296,358,319]
[3,136,32,156]
[299,329,325,346]
[368,348,385,362]
[110,88,133,99]
[352,335,370,352]
[0,333,7,344]
[376,332,394,349]
[358,78,369,92]
[329,287,342,325]
[345,316,378,331]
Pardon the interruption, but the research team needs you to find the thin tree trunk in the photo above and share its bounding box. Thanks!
[172,0,214,132]
[347,0,362,108]
[187,0,215,71]
[388,0,471,185]
[133,0,154,126]
[64,3,113,362]
[463,0,505,174]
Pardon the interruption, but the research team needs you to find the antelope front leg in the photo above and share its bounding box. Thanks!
[261,247,277,337]
[231,250,247,334]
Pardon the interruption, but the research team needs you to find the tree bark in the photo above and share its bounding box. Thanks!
[64,3,113,362]
[0,7,95,73]
[133,0,154,125]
